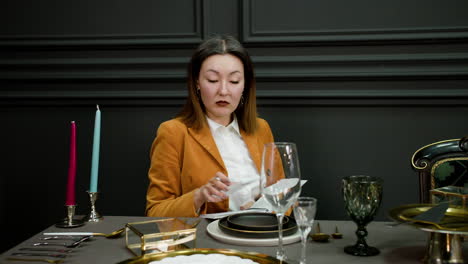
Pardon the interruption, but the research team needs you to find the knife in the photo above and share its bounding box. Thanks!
[19,248,73,253]
[11,252,67,258]
[40,236,85,240]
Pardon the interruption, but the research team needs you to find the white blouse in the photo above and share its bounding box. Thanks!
[206,117,260,211]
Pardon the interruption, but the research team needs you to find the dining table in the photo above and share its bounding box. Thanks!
[1,215,466,264]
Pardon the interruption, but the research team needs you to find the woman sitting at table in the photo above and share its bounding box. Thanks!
[145,35,275,217]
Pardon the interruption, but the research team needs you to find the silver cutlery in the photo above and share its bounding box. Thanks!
[33,235,91,248]
[41,236,85,240]
[19,248,73,253]
[43,227,125,239]
[6,257,64,263]
[11,252,67,258]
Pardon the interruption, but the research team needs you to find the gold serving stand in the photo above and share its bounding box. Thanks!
[388,204,468,264]
[117,248,287,264]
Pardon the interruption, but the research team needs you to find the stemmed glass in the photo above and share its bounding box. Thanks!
[342,175,383,256]
[260,142,302,261]
[293,197,317,264]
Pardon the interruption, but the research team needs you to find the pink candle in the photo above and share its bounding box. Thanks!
[65,121,77,206]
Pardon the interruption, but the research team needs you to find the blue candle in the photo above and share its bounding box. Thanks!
[89,105,101,193]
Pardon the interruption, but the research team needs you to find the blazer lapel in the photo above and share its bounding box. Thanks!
[241,130,262,173]
[188,125,226,170]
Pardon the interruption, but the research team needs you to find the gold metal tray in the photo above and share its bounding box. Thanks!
[388,203,468,232]
[117,248,286,264]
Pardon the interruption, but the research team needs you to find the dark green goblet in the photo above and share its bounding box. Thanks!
[342,175,383,256]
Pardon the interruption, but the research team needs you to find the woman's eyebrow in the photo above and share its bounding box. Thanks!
[205,69,219,74]
[204,69,242,76]
[229,70,242,75]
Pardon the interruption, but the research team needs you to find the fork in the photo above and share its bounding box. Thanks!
[6,257,63,263]
[33,235,91,248]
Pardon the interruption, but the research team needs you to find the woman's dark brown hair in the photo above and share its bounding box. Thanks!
[177,35,257,133]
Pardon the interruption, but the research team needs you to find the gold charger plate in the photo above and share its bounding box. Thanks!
[117,248,286,264]
[388,203,468,232]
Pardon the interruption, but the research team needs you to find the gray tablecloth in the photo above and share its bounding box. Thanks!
[1,216,466,263]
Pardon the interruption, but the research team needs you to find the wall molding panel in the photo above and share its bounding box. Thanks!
[0,57,188,81]
[0,33,203,48]
[3,89,468,108]
[0,0,205,48]
[253,53,468,80]
[241,0,468,44]
[2,52,467,82]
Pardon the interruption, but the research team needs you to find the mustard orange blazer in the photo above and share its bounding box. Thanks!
[145,117,274,217]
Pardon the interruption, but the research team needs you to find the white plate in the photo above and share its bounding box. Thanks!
[206,220,301,246]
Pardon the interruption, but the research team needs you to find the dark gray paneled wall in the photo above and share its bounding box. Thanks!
[2,0,468,252]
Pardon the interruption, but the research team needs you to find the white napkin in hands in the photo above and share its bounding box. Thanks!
[200,180,307,219]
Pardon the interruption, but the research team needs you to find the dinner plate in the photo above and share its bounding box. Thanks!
[117,248,287,264]
[388,203,468,233]
[207,220,300,246]
[219,215,297,238]
[227,212,289,231]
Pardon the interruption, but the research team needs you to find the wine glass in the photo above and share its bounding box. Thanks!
[293,197,317,264]
[342,175,383,256]
[260,142,302,261]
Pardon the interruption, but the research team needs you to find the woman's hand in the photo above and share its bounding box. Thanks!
[194,172,231,210]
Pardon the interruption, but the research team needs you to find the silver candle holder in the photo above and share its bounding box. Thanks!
[55,204,85,228]
[83,191,103,222]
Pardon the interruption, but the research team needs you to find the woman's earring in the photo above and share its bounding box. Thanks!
[240,95,245,105]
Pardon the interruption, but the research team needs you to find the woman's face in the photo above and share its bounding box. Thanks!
[197,54,245,126]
